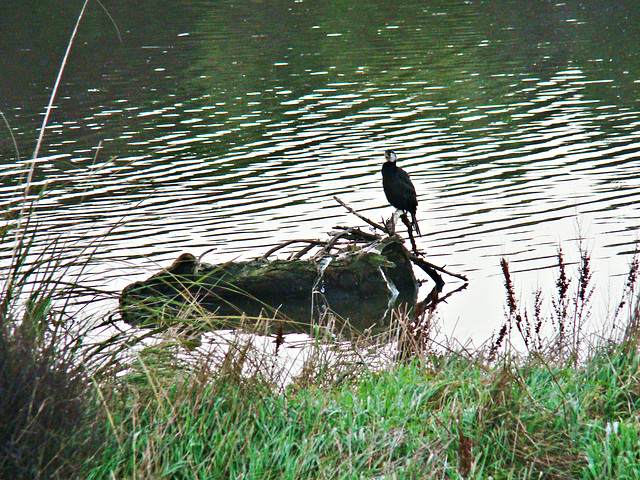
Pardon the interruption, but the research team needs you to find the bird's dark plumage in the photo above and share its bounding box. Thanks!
[382,150,420,236]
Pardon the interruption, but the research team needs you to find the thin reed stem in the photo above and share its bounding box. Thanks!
[31,0,90,167]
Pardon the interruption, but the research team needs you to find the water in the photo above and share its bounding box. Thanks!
[2,0,640,343]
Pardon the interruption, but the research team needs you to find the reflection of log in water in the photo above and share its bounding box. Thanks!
[119,199,468,332]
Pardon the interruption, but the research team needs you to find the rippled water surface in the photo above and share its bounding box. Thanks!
[2,0,640,341]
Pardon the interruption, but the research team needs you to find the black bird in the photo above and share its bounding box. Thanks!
[381,150,421,236]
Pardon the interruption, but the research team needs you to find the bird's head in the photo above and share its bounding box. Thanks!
[384,150,397,163]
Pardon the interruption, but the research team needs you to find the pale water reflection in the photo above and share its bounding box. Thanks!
[1,0,640,343]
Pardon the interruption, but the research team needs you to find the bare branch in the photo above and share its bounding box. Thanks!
[407,251,468,283]
[332,197,468,284]
[312,230,349,260]
[333,196,388,233]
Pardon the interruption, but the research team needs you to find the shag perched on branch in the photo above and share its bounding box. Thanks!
[381,150,421,236]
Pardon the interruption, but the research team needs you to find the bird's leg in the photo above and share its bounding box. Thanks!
[400,212,419,255]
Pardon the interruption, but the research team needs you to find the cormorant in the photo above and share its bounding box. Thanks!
[381,150,421,236]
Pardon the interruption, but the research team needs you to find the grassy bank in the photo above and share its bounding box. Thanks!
[72,326,640,479]
[6,328,640,479]
[81,343,640,479]
[85,329,640,479]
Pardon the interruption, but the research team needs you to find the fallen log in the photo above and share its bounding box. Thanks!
[119,199,468,332]
[120,237,420,331]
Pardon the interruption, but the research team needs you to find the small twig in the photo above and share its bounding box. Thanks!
[333,196,388,233]
[198,247,217,263]
[260,239,325,260]
[407,251,468,283]
[442,281,469,300]
[312,231,349,261]
[425,282,468,312]
[289,243,316,260]
[332,226,381,243]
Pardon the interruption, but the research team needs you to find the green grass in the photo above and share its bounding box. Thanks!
[75,335,640,480]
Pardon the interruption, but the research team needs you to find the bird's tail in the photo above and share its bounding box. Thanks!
[411,212,421,237]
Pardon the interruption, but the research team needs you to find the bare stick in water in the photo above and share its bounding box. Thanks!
[333,196,388,233]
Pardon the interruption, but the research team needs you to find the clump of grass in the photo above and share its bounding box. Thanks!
[475,245,640,477]
[0,206,111,479]
[492,243,627,362]
[394,302,436,361]
[0,317,104,479]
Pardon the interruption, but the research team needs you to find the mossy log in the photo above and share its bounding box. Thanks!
[119,198,469,332]
[120,237,419,331]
